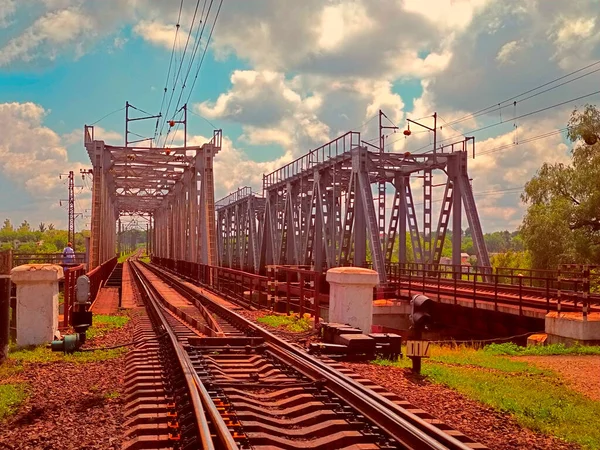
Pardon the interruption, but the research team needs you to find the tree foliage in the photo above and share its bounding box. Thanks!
[521,104,600,269]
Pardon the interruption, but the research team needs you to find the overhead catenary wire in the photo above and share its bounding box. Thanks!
[89,106,126,126]
[443,59,600,127]
[385,89,600,152]
[155,0,185,143]
[181,0,223,109]
[159,0,200,142]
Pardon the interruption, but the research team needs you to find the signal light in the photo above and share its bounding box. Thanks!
[410,294,435,330]
[403,129,412,136]
[169,120,175,127]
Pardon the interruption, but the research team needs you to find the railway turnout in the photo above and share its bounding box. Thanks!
[124,257,486,449]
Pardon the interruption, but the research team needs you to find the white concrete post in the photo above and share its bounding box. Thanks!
[326,267,379,334]
[11,264,64,346]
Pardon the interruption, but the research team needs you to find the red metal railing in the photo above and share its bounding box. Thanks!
[62,257,117,327]
[153,257,598,320]
[388,263,598,315]
[62,264,86,328]
[152,258,331,325]
[88,257,118,309]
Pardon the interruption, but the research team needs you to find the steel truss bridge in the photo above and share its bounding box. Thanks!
[215,132,490,285]
[84,123,597,319]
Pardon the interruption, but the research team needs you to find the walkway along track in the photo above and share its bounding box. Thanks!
[125,260,487,450]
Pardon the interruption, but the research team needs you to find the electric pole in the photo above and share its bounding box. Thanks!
[68,171,75,249]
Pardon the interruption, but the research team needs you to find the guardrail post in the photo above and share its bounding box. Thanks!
[0,250,11,364]
[518,275,523,316]
[314,275,321,326]
[285,270,291,315]
[494,270,498,312]
[299,273,305,317]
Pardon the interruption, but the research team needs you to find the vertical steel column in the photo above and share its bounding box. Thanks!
[451,156,462,270]
[423,169,432,265]
[398,176,407,264]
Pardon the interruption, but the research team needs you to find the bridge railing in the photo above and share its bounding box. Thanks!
[387,262,597,314]
[263,132,360,190]
[13,252,87,268]
[387,262,587,292]
[87,257,118,310]
[152,258,330,325]
[62,264,86,328]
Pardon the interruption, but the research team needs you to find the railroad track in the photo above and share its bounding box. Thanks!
[122,260,487,450]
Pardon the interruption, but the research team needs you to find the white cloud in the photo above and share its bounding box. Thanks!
[133,20,190,51]
[0,8,94,65]
[63,127,122,146]
[0,0,15,28]
[496,40,523,65]
[0,102,88,199]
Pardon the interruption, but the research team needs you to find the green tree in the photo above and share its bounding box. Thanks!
[521,104,600,269]
[17,220,30,232]
[38,222,46,232]
[1,219,12,232]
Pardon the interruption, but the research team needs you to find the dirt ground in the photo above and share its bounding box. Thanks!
[0,319,134,450]
[343,362,581,450]
[514,355,600,401]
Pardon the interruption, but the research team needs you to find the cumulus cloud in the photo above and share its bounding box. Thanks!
[133,20,191,51]
[0,102,89,199]
[0,0,15,28]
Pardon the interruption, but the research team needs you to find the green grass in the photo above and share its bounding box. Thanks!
[257,313,312,332]
[9,345,126,364]
[375,345,600,449]
[86,314,129,340]
[485,342,600,356]
[103,390,120,400]
[0,384,28,421]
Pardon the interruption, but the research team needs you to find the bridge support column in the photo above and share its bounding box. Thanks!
[11,264,63,346]
[545,312,600,345]
[326,267,379,334]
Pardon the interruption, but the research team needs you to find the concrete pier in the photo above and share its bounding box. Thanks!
[545,312,600,345]
[11,264,63,346]
[326,267,379,334]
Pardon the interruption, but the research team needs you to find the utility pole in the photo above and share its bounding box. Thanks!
[125,101,161,147]
[168,103,188,149]
[404,113,437,264]
[60,171,76,250]
[379,110,399,253]
[68,171,75,249]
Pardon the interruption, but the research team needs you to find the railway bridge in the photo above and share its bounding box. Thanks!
[83,121,599,342]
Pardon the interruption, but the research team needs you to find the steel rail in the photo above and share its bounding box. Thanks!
[143,261,477,450]
[130,262,237,450]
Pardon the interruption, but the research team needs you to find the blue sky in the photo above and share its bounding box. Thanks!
[0,0,599,232]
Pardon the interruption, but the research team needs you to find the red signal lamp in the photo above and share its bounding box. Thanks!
[403,129,412,136]
[169,120,175,127]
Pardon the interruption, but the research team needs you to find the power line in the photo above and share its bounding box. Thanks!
[444,59,600,127]
[478,127,569,157]
[89,106,126,125]
[386,89,600,152]
[175,0,212,110]
[155,0,185,143]
[189,108,218,129]
[182,0,223,108]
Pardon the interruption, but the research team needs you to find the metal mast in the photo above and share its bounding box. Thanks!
[68,170,75,250]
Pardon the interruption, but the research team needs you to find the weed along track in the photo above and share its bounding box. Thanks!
[124,260,487,450]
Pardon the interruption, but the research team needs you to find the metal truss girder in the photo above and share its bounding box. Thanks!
[432,180,454,265]
[423,169,432,264]
[404,182,424,263]
[357,170,387,284]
